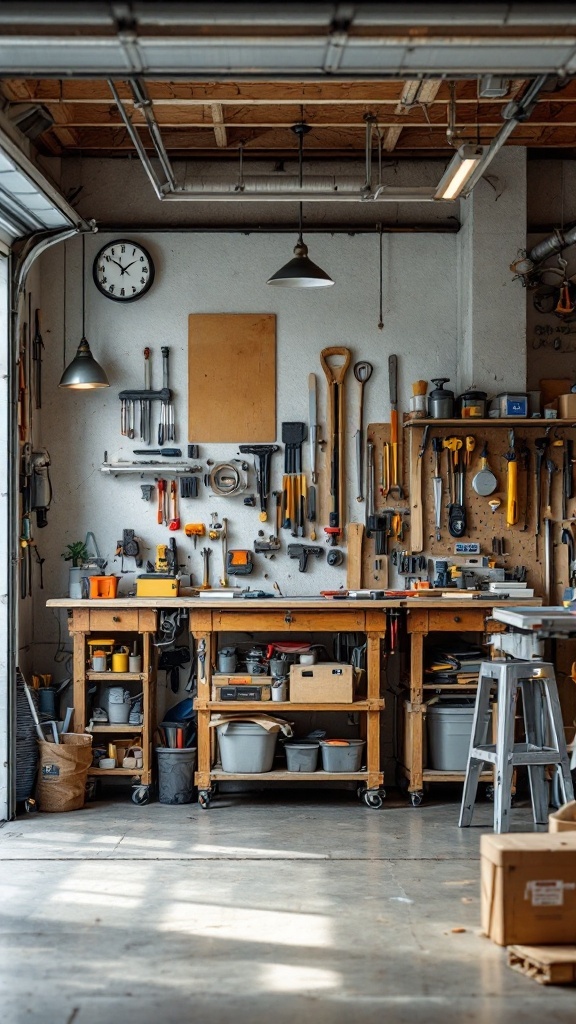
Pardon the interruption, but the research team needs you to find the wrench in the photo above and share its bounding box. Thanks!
[201,546,212,590]
[545,457,558,513]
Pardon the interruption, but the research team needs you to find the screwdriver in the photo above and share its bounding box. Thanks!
[133,449,182,457]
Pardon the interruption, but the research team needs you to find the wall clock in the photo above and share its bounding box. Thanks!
[93,239,155,302]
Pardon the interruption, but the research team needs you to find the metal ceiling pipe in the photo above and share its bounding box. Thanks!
[128,78,177,191]
[108,79,168,200]
[529,224,576,264]
[164,187,437,203]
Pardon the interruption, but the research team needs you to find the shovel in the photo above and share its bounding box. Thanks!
[353,360,373,501]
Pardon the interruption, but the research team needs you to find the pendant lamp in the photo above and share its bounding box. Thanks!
[59,234,109,389]
[267,123,334,288]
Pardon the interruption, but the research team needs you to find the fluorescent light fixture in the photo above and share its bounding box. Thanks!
[434,144,487,201]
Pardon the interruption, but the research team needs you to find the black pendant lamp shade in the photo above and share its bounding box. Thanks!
[267,123,334,288]
[59,235,109,389]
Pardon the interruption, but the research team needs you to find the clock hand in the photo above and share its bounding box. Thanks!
[119,260,138,275]
[110,259,125,270]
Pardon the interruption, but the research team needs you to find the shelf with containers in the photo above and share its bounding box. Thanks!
[66,606,158,804]
[189,599,390,809]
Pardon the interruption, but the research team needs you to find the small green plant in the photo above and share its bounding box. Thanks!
[62,541,89,568]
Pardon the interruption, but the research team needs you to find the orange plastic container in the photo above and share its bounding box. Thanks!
[89,575,119,599]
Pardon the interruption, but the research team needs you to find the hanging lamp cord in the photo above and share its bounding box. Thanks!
[81,233,86,339]
[62,242,67,369]
[378,224,384,330]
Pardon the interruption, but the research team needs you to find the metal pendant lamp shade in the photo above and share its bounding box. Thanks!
[267,237,334,288]
[267,123,333,289]
[59,235,109,389]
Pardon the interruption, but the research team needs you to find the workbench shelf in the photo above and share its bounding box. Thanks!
[404,419,576,427]
[190,600,387,809]
[400,603,519,805]
[65,608,158,805]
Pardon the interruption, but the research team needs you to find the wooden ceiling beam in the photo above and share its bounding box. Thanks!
[210,103,228,148]
[5,77,576,106]
[24,100,576,130]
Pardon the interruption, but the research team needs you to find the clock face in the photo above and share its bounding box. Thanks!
[93,239,155,302]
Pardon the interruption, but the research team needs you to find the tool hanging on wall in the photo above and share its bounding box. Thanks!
[503,430,519,527]
[158,346,175,444]
[388,354,404,500]
[169,480,180,530]
[321,346,351,545]
[32,309,44,410]
[472,442,497,496]
[143,347,151,445]
[157,478,167,525]
[200,547,212,590]
[353,360,373,502]
[410,423,429,553]
[116,529,142,570]
[545,455,558,516]
[238,444,279,522]
[184,523,205,548]
[287,543,323,572]
[180,476,199,498]
[432,437,443,541]
[534,435,549,537]
[308,373,318,485]
[207,461,248,497]
[281,422,307,538]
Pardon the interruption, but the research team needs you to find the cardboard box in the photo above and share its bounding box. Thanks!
[481,833,576,946]
[558,393,576,419]
[549,801,576,833]
[289,663,354,703]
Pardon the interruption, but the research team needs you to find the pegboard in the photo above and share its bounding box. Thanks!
[361,422,411,589]
[404,420,576,603]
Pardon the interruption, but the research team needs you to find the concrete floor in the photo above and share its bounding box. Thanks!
[0,787,574,1023]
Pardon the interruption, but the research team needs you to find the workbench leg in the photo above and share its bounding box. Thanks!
[72,630,87,734]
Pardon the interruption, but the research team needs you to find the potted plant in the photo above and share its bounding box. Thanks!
[62,541,89,598]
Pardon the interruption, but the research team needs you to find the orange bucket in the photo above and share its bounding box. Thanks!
[89,575,119,599]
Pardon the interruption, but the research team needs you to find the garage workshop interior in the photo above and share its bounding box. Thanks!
[4,3,576,1021]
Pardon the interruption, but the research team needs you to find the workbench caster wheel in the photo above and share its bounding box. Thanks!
[198,790,211,809]
[24,798,37,813]
[410,790,424,807]
[363,789,385,809]
[85,780,99,802]
[131,786,150,805]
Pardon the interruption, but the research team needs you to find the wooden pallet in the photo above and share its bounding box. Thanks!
[508,945,576,985]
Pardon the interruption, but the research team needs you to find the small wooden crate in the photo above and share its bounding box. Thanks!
[508,945,576,985]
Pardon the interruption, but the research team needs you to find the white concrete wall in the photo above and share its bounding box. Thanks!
[457,148,527,394]
[34,228,458,658]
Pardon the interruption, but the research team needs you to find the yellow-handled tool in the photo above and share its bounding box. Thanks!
[504,430,518,527]
[506,458,518,526]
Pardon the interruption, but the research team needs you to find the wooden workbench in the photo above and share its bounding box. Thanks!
[47,594,541,808]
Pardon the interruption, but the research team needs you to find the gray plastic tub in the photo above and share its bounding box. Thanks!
[285,742,319,773]
[156,747,197,804]
[426,698,480,771]
[320,739,365,772]
[217,721,277,773]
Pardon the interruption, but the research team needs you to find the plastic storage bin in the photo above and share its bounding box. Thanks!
[426,698,479,771]
[217,721,277,773]
[284,742,319,772]
[320,739,365,772]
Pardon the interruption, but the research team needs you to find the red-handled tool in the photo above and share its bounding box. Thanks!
[169,479,180,530]
[157,478,166,525]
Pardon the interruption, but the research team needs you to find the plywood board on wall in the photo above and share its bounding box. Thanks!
[188,313,276,442]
